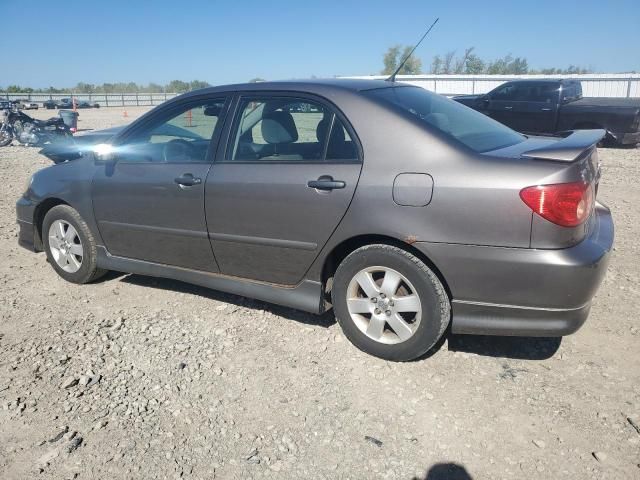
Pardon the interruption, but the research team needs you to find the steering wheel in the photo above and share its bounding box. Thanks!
[162,138,196,162]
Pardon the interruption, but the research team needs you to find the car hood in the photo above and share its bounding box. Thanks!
[39,125,128,163]
[74,125,126,142]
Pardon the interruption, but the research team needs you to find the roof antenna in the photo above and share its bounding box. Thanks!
[387,18,439,82]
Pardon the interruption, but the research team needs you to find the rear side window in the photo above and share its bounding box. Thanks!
[367,87,524,153]
[228,97,358,162]
[524,83,560,103]
[561,82,582,102]
[324,117,358,161]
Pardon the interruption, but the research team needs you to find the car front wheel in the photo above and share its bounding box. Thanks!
[42,205,107,284]
[332,244,450,361]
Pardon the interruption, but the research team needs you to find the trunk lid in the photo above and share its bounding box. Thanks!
[488,130,604,249]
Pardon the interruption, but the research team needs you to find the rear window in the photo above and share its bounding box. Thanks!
[366,86,525,153]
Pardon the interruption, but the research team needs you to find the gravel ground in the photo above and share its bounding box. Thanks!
[1,107,639,480]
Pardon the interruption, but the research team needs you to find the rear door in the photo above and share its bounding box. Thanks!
[509,82,560,134]
[205,93,362,285]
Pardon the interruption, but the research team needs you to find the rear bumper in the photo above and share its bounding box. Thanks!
[416,202,614,336]
[450,301,590,336]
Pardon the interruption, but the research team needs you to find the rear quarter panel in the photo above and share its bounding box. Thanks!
[305,94,559,280]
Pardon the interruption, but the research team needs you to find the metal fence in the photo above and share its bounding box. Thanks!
[1,92,179,107]
[345,74,640,98]
[4,74,640,105]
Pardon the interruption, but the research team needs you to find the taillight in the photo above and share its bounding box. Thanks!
[520,182,594,227]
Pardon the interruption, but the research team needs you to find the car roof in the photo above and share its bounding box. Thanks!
[177,78,400,99]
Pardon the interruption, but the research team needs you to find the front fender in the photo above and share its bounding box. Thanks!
[18,158,103,250]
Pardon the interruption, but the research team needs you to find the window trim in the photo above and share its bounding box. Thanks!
[216,91,362,165]
[491,82,561,104]
[112,95,231,165]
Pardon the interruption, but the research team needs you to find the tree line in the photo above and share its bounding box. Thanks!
[0,80,212,94]
[382,46,593,75]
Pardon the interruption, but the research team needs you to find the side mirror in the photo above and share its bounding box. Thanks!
[92,144,117,164]
[477,96,490,109]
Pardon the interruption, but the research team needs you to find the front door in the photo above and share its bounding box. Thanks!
[486,82,521,129]
[92,96,228,272]
[205,95,362,285]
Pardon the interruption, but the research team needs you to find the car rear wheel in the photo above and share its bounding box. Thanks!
[332,244,450,361]
[42,205,107,284]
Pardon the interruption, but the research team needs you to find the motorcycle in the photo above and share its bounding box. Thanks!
[0,107,72,147]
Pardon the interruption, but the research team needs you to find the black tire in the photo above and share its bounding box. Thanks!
[332,244,450,361]
[42,205,107,284]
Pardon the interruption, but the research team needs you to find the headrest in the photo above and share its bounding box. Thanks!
[261,110,298,144]
[425,113,450,133]
[316,117,346,145]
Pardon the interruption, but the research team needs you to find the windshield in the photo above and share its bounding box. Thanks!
[366,86,525,153]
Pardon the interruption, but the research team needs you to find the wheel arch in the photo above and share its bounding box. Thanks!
[33,197,70,251]
[320,234,452,302]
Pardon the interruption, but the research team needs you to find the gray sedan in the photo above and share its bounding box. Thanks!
[16,79,614,361]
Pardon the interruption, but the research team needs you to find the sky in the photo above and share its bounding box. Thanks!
[1,0,639,88]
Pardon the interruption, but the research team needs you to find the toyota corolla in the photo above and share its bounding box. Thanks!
[16,79,614,361]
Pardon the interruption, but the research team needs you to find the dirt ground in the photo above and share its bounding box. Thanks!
[1,107,639,480]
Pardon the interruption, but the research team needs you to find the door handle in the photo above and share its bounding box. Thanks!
[174,173,202,187]
[504,106,513,110]
[541,107,552,111]
[307,176,346,191]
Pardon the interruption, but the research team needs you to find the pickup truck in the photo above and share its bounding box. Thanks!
[453,79,640,146]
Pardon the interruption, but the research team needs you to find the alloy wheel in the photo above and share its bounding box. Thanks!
[346,266,422,344]
[48,220,83,273]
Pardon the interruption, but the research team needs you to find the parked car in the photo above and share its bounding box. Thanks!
[453,79,640,146]
[76,99,100,109]
[15,99,39,110]
[43,98,100,109]
[17,80,614,361]
[0,100,13,110]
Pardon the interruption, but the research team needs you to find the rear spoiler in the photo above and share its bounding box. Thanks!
[521,129,606,162]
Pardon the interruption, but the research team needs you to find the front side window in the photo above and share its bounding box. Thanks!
[367,86,525,153]
[229,97,358,162]
[491,83,520,101]
[120,99,226,163]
